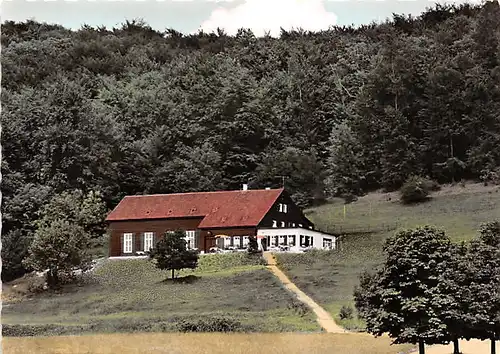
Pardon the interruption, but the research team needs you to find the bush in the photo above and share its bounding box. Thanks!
[195,253,265,272]
[176,316,245,332]
[287,299,309,317]
[26,274,47,294]
[247,236,260,254]
[2,324,83,337]
[339,305,354,320]
[400,176,433,204]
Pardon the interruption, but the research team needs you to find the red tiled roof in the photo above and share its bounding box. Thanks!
[105,188,284,229]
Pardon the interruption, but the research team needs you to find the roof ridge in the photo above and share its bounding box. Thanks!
[125,188,284,198]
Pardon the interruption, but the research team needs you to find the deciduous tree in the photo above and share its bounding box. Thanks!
[149,230,199,280]
[354,226,453,354]
[24,220,92,288]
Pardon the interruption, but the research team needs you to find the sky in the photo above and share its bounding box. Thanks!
[1,0,484,37]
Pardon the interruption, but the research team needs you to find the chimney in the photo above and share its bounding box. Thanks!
[242,184,248,191]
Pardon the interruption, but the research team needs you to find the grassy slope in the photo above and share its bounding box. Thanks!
[2,254,320,335]
[276,183,500,329]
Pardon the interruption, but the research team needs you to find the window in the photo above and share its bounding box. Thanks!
[123,233,133,253]
[299,224,303,228]
[143,232,154,252]
[278,203,288,213]
[243,236,250,247]
[185,230,196,249]
[281,221,285,228]
[272,220,277,228]
[234,236,241,248]
[292,223,296,227]
[279,235,287,245]
[323,238,333,249]
[224,236,231,248]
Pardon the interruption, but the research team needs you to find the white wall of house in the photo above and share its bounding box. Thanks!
[256,227,337,251]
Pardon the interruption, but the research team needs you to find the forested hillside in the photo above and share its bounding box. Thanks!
[2,2,500,281]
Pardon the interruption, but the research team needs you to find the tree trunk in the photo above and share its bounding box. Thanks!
[453,338,460,354]
[419,339,425,354]
[171,268,175,280]
[491,338,496,354]
[47,268,59,289]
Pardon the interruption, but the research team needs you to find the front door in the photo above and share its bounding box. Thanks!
[205,236,217,252]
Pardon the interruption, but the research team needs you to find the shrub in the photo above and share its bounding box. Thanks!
[339,304,354,320]
[176,316,245,332]
[287,299,309,317]
[247,236,260,254]
[400,176,433,204]
[26,274,47,294]
[196,253,265,272]
[2,324,83,337]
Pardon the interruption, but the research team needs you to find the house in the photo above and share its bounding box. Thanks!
[105,185,338,257]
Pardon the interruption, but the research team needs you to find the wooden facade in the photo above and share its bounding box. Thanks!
[259,192,314,229]
[108,217,203,257]
[106,188,315,256]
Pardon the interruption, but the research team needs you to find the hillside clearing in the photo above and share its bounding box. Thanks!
[2,332,414,354]
[309,182,500,241]
[276,183,500,329]
[2,254,319,335]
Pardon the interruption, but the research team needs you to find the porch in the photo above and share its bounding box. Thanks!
[256,227,337,252]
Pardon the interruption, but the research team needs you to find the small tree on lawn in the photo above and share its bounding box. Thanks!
[247,236,260,254]
[149,230,199,280]
[24,220,92,288]
[354,226,453,354]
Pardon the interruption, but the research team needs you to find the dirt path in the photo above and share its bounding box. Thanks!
[426,339,499,354]
[263,252,347,333]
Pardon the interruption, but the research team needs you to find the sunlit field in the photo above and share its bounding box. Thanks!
[2,332,414,354]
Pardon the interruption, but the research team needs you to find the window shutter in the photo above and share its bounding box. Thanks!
[121,234,124,254]
[140,233,144,252]
[132,233,136,253]
[195,230,200,249]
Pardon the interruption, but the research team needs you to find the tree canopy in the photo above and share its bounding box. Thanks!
[3,2,500,281]
[149,230,199,280]
[355,222,500,354]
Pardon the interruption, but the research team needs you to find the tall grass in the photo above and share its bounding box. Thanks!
[2,332,414,354]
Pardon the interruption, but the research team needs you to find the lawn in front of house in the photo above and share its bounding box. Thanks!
[2,254,319,335]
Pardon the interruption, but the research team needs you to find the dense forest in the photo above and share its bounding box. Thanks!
[2,1,500,281]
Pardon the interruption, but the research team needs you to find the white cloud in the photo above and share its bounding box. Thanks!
[197,0,337,37]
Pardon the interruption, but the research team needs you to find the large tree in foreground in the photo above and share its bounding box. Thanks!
[149,230,199,280]
[354,226,453,354]
[22,189,106,288]
[466,222,500,354]
[24,220,92,288]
